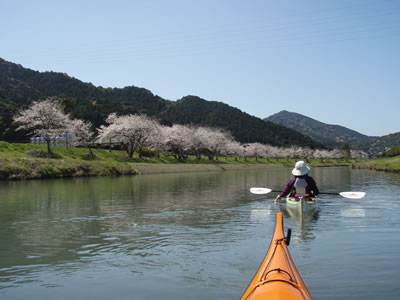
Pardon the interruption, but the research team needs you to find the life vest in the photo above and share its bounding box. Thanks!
[294,177,307,194]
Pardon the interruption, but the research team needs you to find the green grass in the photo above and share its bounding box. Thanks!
[352,155,400,172]
[0,142,139,180]
[0,141,361,180]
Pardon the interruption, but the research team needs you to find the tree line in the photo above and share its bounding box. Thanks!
[1,58,324,148]
[13,97,367,161]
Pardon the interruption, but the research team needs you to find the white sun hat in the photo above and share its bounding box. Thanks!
[292,161,310,176]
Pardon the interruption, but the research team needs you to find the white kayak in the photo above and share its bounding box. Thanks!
[286,195,317,214]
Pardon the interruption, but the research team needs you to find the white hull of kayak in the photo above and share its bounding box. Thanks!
[286,196,317,214]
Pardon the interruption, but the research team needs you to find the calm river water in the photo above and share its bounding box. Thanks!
[1,167,400,299]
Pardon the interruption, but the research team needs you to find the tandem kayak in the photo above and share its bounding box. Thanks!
[286,195,317,214]
[241,212,312,300]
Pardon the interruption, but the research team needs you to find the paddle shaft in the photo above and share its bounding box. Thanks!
[318,192,340,195]
[275,191,339,196]
[272,191,338,195]
[263,190,321,195]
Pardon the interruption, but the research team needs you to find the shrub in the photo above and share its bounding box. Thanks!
[39,164,62,177]
[81,152,99,160]
[384,146,400,157]
[28,149,62,159]
[0,141,10,152]
[139,148,156,158]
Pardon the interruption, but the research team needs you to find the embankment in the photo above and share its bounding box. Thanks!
[0,142,361,180]
[0,157,281,180]
[352,156,400,173]
[129,163,276,175]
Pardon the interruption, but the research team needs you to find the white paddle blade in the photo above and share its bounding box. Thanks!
[339,192,366,199]
[250,187,272,195]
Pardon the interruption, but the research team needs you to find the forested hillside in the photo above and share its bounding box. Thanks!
[369,132,400,155]
[161,96,320,147]
[265,110,377,149]
[0,58,322,148]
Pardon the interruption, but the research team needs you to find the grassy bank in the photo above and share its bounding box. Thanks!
[0,142,355,180]
[352,155,400,172]
[0,142,137,180]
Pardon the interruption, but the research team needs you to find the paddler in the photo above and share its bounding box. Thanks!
[275,160,319,202]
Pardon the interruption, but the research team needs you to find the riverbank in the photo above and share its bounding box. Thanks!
[0,142,355,180]
[129,162,279,175]
[352,155,400,173]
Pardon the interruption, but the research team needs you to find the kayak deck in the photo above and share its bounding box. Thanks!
[287,195,317,213]
[241,212,311,300]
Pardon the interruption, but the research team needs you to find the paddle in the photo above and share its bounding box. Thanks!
[249,187,366,199]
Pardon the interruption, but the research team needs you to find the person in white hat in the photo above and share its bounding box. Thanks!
[275,161,319,202]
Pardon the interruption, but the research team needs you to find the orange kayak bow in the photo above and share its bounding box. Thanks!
[241,212,312,299]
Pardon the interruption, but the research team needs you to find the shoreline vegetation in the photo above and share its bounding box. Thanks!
[0,142,398,180]
[352,156,400,173]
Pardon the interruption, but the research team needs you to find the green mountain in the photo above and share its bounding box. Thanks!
[265,110,399,153]
[0,58,322,148]
[160,96,322,147]
[369,132,400,155]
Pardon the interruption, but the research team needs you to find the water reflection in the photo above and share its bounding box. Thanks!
[0,170,280,289]
[1,167,400,299]
[340,206,366,218]
[249,205,275,223]
[279,203,320,243]
[0,167,355,280]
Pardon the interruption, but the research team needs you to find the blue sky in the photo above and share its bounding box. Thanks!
[2,0,399,136]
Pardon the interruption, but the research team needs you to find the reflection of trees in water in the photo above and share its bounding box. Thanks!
[0,170,279,286]
[313,167,352,191]
[366,170,400,188]
[0,169,287,275]
[0,166,384,285]
[313,167,373,192]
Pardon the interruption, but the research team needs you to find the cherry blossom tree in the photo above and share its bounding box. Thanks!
[188,126,209,160]
[329,149,345,160]
[313,149,332,162]
[13,97,70,153]
[262,145,279,162]
[202,128,234,160]
[246,143,266,161]
[163,124,193,160]
[97,113,119,151]
[223,140,244,161]
[97,113,160,158]
[302,147,314,162]
[147,124,169,158]
[70,119,95,157]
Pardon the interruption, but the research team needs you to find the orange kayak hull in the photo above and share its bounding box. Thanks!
[241,212,312,300]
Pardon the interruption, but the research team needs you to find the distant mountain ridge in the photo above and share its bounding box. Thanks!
[0,58,322,148]
[265,110,399,153]
[368,132,400,154]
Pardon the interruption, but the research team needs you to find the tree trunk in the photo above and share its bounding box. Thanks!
[46,140,51,154]
[88,147,95,158]
[127,144,135,158]
[138,146,143,158]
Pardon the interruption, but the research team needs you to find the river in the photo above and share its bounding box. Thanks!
[0,167,399,299]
